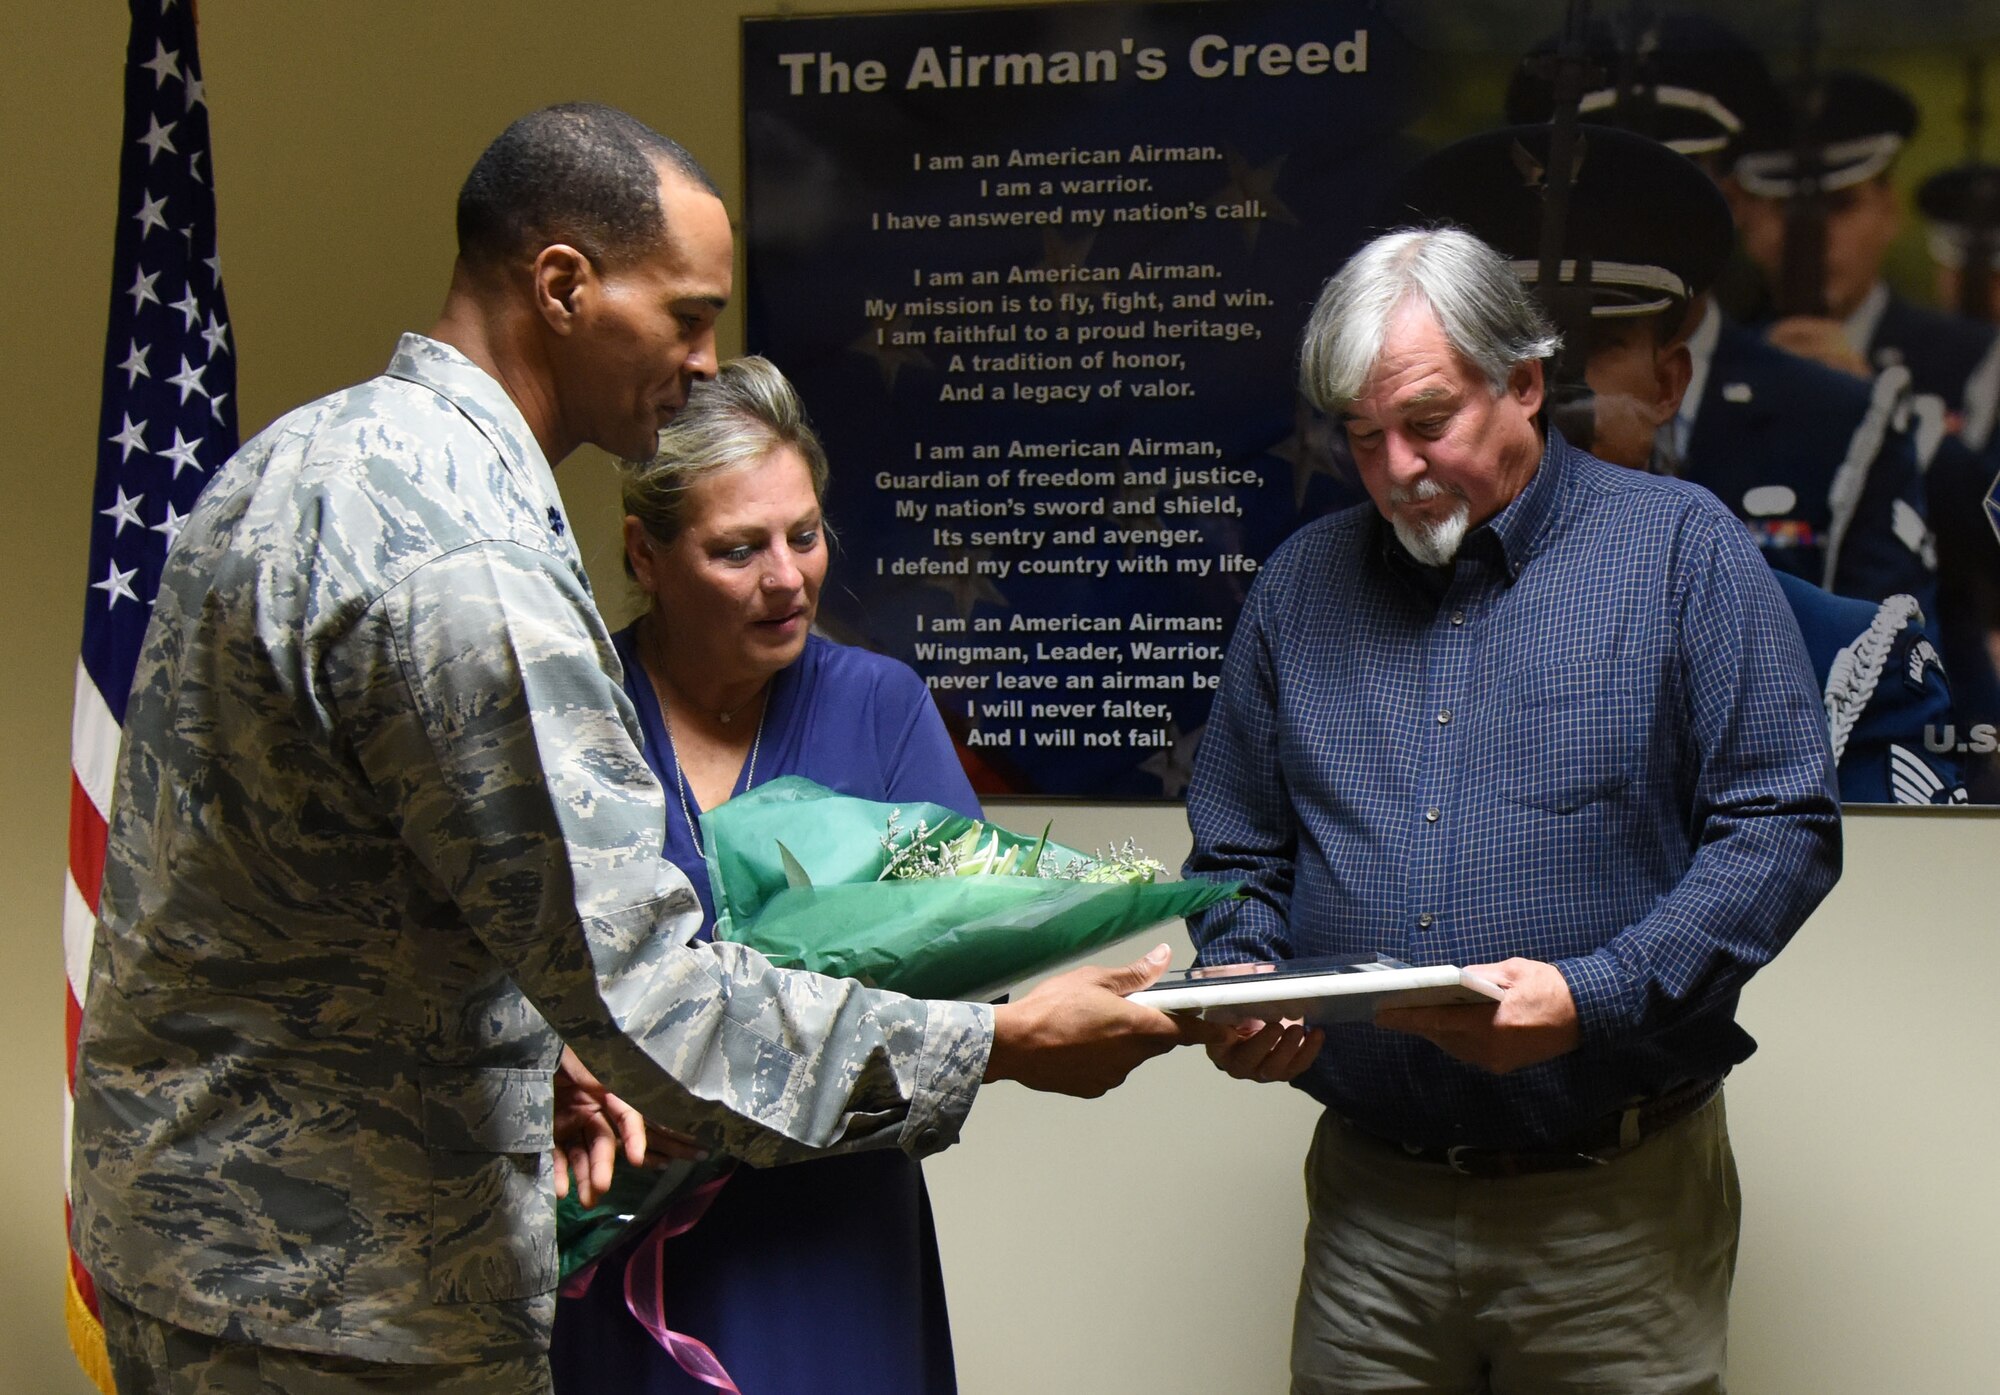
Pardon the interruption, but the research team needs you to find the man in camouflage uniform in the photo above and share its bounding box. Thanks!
[70,103,1209,1392]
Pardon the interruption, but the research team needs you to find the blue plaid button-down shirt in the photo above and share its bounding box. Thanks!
[1185,430,1841,1150]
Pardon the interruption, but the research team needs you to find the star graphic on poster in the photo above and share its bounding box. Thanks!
[1209,149,1300,254]
[1037,225,1099,284]
[1268,394,1352,511]
[1105,470,1182,561]
[101,486,146,536]
[1137,721,1204,798]
[921,546,1010,618]
[848,310,935,393]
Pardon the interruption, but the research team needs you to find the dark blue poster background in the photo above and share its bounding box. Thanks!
[744,1,1422,798]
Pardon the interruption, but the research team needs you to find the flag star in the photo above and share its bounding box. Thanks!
[161,426,205,478]
[140,39,181,89]
[166,355,208,404]
[101,486,147,536]
[132,189,169,239]
[118,340,152,386]
[127,265,162,312]
[200,312,230,357]
[109,413,150,461]
[169,286,202,330]
[138,113,179,163]
[204,250,223,280]
[93,561,141,610]
[184,72,206,112]
[188,148,204,185]
[153,500,190,551]
[208,391,230,425]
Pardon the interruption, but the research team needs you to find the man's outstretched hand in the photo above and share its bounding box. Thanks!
[985,944,1228,1097]
[1374,956,1580,1074]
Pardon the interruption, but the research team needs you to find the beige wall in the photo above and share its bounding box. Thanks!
[4,5,1996,1393]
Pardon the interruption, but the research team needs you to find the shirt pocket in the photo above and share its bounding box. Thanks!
[1494,668,1641,814]
[419,1066,557,1304]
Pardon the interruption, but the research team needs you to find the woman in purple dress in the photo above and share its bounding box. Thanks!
[549,356,977,1395]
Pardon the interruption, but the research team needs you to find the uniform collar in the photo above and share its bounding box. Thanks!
[383,333,570,541]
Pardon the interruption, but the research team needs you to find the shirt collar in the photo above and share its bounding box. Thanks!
[382,333,568,533]
[1375,427,1564,593]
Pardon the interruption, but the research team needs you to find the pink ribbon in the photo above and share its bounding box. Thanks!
[562,1173,739,1392]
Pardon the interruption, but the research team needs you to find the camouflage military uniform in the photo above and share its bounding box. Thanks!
[70,334,994,1370]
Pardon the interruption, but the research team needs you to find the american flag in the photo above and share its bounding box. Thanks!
[64,1,236,1384]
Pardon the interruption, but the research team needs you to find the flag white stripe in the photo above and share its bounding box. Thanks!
[64,872,98,1005]
[70,660,122,821]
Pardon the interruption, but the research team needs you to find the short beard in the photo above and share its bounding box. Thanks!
[1387,480,1471,567]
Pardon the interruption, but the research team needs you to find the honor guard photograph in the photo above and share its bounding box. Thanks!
[4,2,1999,1394]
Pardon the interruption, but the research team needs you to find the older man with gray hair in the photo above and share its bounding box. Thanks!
[1182,226,1842,1394]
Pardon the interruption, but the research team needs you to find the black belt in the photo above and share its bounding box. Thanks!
[1339,1077,1723,1180]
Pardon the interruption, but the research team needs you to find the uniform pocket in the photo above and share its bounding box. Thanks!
[419,1066,557,1304]
[1496,669,1640,814]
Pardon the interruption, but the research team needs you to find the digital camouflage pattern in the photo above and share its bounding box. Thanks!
[70,335,994,1365]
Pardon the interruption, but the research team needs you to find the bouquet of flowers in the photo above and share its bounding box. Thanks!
[702,776,1240,1000]
[558,777,1239,1281]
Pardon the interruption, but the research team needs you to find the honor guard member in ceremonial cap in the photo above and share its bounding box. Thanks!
[1920,160,2000,331]
[1507,16,1938,614]
[1392,122,1964,804]
[1731,69,2000,449]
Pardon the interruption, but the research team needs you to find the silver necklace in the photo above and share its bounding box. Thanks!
[668,698,766,856]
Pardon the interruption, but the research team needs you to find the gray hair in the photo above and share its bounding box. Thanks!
[621,355,831,550]
[1298,226,1561,413]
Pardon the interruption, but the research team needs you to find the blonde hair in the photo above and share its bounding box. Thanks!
[621,355,831,547]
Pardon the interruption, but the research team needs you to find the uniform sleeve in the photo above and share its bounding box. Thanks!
[1181,569,1298,966]
[330,540,992,1165]
[1559,506,1844,1043]
[1837,608,1965,805]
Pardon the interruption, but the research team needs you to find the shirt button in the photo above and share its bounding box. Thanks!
[1424,807,1441,823]
[916,1126,942,1151]
[1437,709,1452,725]
[1450,610,1466,626]
[1417,912,1435,928]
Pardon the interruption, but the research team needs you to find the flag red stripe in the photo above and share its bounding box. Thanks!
[68,772,108,919]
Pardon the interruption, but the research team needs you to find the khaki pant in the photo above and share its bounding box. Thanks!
[1291,1093,1740,1395]
[99,1294,551,1395]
